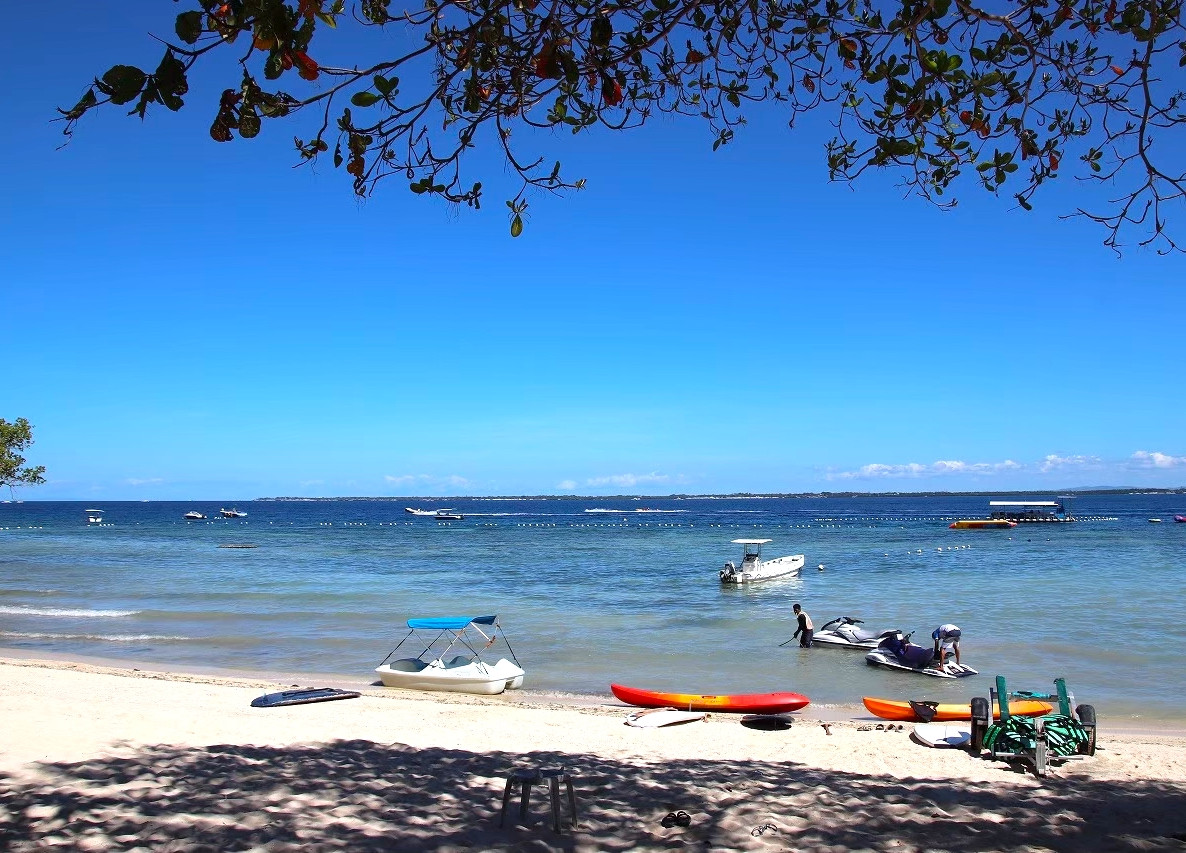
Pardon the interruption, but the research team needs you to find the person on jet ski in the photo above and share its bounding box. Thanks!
[932,624,962,667]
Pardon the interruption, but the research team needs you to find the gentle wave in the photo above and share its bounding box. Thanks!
[0,606,138,618]
[0,631,190,642]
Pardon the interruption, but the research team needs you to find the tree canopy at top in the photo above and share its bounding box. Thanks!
[60,0,1185,250]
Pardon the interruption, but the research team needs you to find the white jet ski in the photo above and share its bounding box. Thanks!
[864,630,978,679]
[812,616,897,650]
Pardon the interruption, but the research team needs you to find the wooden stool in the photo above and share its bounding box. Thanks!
[499,768,540,827]
[539,768,578,832]
[498,767,578,832]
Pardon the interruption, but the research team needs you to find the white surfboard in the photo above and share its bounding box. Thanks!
[913,722,972,748]
[625,708,707,728]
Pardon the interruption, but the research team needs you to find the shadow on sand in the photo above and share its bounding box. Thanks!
[1,739,1184,851]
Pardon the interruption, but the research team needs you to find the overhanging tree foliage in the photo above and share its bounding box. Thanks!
[0,418,47,498]
[60,0,1185,249]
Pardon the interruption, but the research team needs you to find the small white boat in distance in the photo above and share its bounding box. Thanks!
[219,508,247,518]
[405,507,437,516]
[434,509,464,520]
[184,511,207,520]
[85,509,104,524]
[720,539,805,584]
[375,615,525,695]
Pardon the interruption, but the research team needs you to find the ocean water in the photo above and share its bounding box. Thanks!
[1,495,1183,722]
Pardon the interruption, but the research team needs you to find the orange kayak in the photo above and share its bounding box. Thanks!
[611,683,809,713]
[862,696,1053,722]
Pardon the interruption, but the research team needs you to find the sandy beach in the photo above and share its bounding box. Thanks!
[1,656,1184,851]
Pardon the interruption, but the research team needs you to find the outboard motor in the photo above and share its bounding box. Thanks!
[720,561,737,582]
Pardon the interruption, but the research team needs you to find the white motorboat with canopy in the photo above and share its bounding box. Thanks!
[719,539,805,584]
[375,615,525,695]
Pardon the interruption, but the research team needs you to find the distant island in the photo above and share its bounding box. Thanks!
[257,487,1185,501]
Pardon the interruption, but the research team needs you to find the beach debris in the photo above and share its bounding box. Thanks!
[820,722,833,735]
[661,810,692,828]
[751,823,778,836]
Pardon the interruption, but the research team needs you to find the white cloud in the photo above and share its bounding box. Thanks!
[125,477,164,486]
[556,480,578,491]
[585,472,670,488]
[384,473,473,489]
[830,459,1024,480]
[1130,450,1186,469]
[1037,454,1101,473]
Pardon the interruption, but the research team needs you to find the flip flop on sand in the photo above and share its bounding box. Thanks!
[662,811,692,828]
[751,823,778,837]
[875,724,885,731]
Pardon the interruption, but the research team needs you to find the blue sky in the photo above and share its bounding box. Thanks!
[3,3,1184,499]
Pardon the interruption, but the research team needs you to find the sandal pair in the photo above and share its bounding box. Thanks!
[661,810,692,828]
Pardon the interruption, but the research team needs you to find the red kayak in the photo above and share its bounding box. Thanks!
[610,683,809,714]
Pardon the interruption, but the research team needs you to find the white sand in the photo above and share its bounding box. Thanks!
[1,657,1184,851]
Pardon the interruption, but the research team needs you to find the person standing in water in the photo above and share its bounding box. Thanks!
[932,624,962,667]
[792,603,814,648]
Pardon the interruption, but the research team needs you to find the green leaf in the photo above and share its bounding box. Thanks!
[98,65,147,105]
[59,88,98,120]
[238,108,261,139]
[175,10,203,44]
[351,91,381,107]
[155,51,188,111]
[591,15,613,48]
[510,214,523,237]
[374,75,397,96]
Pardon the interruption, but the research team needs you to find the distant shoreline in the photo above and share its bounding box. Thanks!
[256,488,1186,501]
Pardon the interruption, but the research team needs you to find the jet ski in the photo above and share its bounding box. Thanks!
[812,617,897,650]
[864,630,978,678]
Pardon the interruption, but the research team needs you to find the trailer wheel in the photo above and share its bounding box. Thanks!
[969,697,991,752]
[1075,704,1097,756]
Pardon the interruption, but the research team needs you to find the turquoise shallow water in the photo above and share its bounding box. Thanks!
[1,495,1183,722]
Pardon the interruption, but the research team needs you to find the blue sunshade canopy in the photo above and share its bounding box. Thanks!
[406,615,497,630]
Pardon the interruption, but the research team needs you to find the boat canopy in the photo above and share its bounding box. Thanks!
[731,538,772,545]
[406,615,497,630]
[84,509,104,513]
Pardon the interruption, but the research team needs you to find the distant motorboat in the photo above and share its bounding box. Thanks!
[434,510,464,520]
[1149,518,1163,523]
[85,509,104,524]
[1175,515,1186,523]
[184,511,207,520]
[719,539,804,584]
[405,507,437,516]
[219,508,247,518]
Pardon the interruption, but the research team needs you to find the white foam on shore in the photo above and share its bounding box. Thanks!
[0,606,138,618]
[0,631,190,642]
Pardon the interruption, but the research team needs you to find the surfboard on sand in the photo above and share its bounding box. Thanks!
[912,723,972,748]
[625,708,708,728]
[250,688,362,708]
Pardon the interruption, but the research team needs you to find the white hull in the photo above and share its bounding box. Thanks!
[865,652,978,679]
[720,554,804,584]
[812,633,882,650]
[375,656,525,695]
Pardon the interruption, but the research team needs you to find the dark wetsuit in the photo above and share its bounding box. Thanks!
[793,611,814,648]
